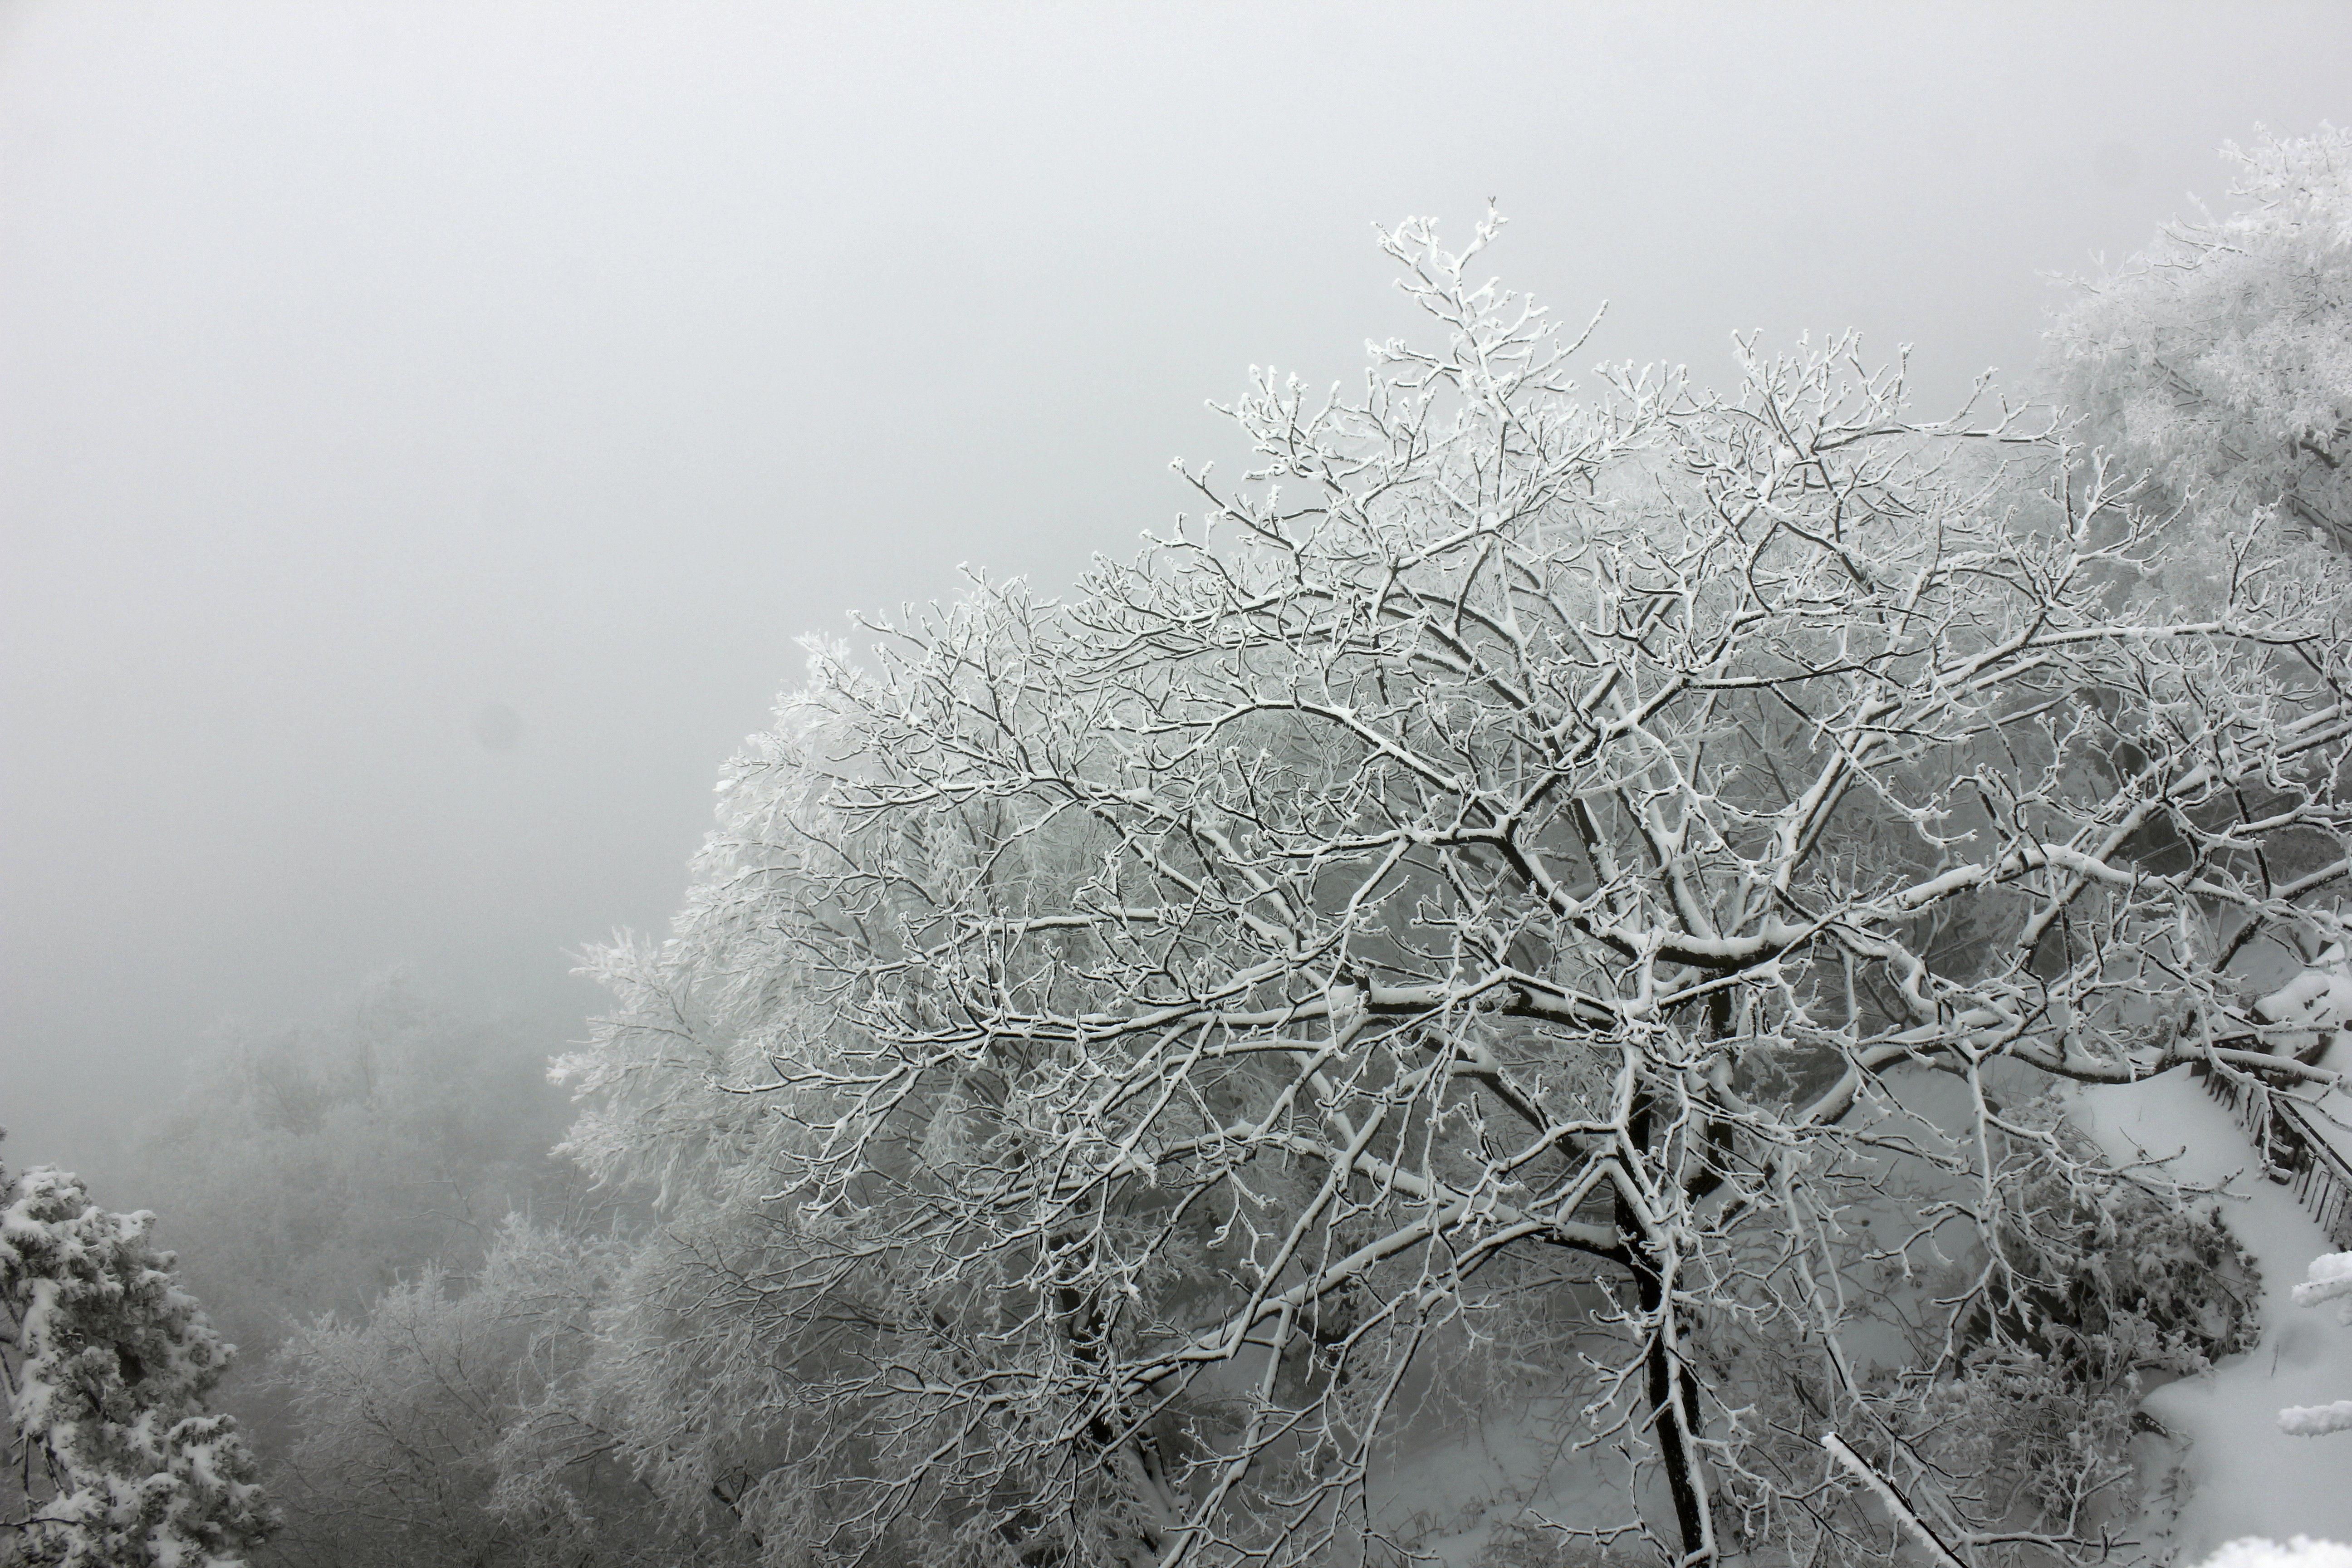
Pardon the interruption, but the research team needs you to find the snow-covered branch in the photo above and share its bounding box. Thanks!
[555,212,2352,1565]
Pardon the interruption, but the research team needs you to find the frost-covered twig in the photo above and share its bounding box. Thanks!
[1822,1431,1969,1568]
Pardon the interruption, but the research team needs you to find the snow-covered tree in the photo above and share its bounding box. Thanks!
[2043,125,2352,550]
[265,1220,667,1568]
[0,1153,274,1566]
[562,214,2352,1564]
[119,973,578,1458]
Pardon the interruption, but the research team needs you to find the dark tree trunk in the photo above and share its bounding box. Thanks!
[1622,1079,1711,1563]
[1623,1221,1709,1561]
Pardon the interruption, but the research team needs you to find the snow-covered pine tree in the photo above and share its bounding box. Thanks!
[0,1151,273,1567]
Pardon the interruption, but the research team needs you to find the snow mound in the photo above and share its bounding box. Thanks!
[2254,945,2352,1055]
[2280,1399,2352,1436]
[2292,1252,2352,1313]
[2197,1539,2352,1568]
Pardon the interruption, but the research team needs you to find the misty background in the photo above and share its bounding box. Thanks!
[2,1,2346,1173]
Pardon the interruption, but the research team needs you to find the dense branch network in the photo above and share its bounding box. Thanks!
[566,214,2352,1566]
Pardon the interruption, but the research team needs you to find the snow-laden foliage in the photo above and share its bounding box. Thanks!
[1860,1094,2261,1532]
[94,981,658,1568]
[557,215,2352,1565]
[0,1159,273,1567]
[2044,125,2352,550]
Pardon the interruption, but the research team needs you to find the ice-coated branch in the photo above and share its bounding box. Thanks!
[554,209,2352,1566]
[1821,1431,1969,1568]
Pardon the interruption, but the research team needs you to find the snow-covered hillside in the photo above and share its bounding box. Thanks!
[2075,1073,2352,1555]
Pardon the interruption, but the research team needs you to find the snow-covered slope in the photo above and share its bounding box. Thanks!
[2073,1073,2352,1557]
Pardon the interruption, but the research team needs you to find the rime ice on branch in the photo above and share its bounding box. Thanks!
[2046,125,2352,553]
[563,211,2352,1565]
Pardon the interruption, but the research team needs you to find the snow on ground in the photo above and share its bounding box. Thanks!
[1374,1393,1626,1566]
[2197,1541,2352,1568]
[2073,1071,2352,1558]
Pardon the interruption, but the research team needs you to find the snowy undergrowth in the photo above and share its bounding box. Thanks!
[2073,1073,2352,1557]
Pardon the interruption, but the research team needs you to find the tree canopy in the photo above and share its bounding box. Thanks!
[556,215,2350,1564]
[2044,125,2352,550]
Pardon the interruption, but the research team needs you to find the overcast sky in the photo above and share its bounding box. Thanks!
[3,1,2346,1171]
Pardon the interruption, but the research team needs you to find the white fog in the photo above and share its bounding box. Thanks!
[3,4,2349,1563]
